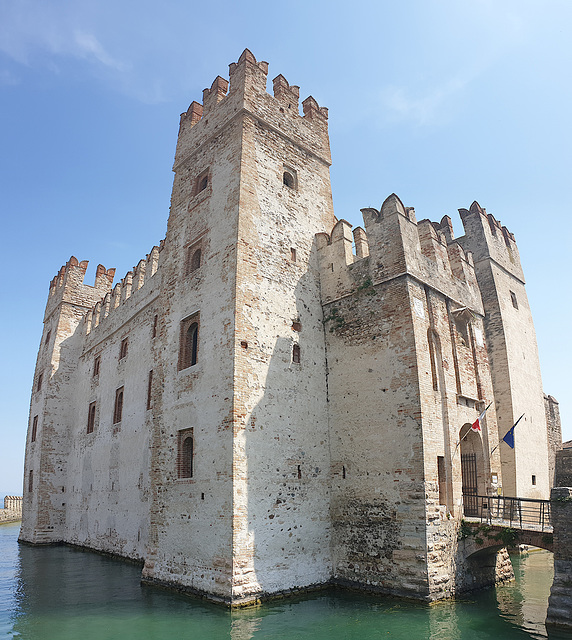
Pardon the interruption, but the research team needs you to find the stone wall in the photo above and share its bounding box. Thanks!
[546,486,572,631]
[0,496,22,523]
[555,446,572,488]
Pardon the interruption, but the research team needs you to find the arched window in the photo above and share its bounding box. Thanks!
[87,402,96,434]
[190,248,201,272]
[283,171,294,188]
[113,387,124,424]
[186,323,198,367]
[179,317,199,370]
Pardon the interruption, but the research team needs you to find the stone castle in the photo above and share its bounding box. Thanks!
[20,50,561,605]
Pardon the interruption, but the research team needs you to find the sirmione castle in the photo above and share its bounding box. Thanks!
[20,50,562,605]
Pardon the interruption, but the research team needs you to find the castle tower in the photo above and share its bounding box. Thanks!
[20,259,114,543]
[141,50,335,603]
[316,195,504,600]
[458,202,550,499]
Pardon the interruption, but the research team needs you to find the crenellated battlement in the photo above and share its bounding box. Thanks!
[44,256,115,321]
[174,49,331,172]
[85,244,161,334]
[317,194,481,310]
[457,201,524,282]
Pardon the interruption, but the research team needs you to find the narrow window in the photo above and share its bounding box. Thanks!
[283,171,295,188]
[152,315,158,339]
[179,316,199,370]
[31,416,38,442]
[193,169,210,196]
[178,430,194,479]
[28,470,33,493]
[119,338,128,360]
[45,330,51,347]
[37,373,43,392]
[297,465,302,479]
[87,401,96,434]
[93,355,101,377]
[437,456,446,505]
[190,248,201,272]
[113,387,124,424]
[290,247,297,262]
[510,291,519,309]
[532,475,536,486]
[292,343,301,363]
[342,466,346,479]
[147,370,153,410]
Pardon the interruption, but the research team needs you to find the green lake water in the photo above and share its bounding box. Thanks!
[0,522,567,639]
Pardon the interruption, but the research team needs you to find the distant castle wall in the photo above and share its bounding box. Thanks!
[0,496,22,523]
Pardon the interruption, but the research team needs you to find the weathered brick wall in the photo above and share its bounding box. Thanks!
[318,194,503,601]
[555,447,572,487]
[458,203,550,500]
[545,394,562,487]
[546,487,572,631]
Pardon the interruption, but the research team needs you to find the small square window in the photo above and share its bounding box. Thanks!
[193,169,210,196]
[283,166,297,190]
[510,291,519,309]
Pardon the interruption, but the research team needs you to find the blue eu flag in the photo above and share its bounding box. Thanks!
[502,414,524,449]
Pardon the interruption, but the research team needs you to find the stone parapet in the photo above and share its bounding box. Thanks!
[0,496,22,523]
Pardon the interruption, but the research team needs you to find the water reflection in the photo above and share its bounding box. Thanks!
[0,523,561,640]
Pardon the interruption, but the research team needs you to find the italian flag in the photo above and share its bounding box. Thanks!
[471,402,492,432]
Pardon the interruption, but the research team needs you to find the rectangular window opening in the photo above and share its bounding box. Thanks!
[31,416,38,442]
[147,370,153,410]
[510,291,519,309]
[119,338,128,360]
[93,355,101,377]
[152,315,158,338]
[438,456,446,506]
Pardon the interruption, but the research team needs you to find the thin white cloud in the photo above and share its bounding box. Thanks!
[73,30,127,70]
[0,1,126,71]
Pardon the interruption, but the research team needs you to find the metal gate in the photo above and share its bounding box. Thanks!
[461,452,478,517]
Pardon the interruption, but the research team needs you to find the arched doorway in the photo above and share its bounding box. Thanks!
[460,423,486,517]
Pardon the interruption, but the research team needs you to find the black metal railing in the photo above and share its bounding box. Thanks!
[462,494,552,532]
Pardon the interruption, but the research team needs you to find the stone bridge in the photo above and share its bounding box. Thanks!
[459,488,571,633]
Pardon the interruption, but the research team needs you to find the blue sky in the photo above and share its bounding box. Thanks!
[0,0,570,496]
